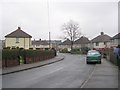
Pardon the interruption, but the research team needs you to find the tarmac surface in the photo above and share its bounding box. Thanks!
[2,53,65,75]
[2,53,118,88]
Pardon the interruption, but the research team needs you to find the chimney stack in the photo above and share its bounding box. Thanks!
[18,27,21,30]
[101,32,104,35]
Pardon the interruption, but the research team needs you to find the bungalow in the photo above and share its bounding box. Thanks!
[91,32,111,49]
[5,27,32,49]
[58,39,71,51]
[32,39,61,50]
[74,36,90,49]
[50,40,62,50]
[111,33,120,48]
[32,39,49,49]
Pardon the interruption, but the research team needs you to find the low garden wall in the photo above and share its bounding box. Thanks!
[103,48,118,66]
[2,49,56,68]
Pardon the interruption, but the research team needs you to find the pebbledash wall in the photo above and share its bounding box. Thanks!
[5,38,31,49]
[92,42,111,49]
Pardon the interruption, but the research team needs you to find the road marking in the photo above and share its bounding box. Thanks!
[80,64,96,88]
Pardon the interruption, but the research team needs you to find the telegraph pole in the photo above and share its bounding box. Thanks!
[48,32,51,49]
[47,0,51,49]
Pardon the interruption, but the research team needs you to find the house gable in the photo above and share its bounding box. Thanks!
[5,27,32,38]
[59,39,71,45]
[74,36,90,44]
[91,32,111,43]
[5,27,32,49]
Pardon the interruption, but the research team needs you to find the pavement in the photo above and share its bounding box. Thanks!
[82,58,118,88]
[2,54,65,75]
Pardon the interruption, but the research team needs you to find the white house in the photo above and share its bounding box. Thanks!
[111,33,120,48]
[32,39,61,50]
[91,32,111,49]
[32,39,49,49]
[5,27,32,49]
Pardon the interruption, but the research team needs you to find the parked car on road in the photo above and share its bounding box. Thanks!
[86,50,101,64]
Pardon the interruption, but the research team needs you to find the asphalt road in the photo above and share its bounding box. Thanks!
[2,53,118,88]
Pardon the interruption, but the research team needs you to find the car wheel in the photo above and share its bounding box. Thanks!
[98,61,101,64]
[86,62,89,64]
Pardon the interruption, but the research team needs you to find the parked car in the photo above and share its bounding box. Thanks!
[86,50,101,64]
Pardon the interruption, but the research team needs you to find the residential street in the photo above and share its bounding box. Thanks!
[2,53,118,88]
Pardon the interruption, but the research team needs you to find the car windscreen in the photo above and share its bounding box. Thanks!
[87,51,100,55]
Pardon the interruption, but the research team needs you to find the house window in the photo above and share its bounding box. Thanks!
[104,42,107,45]
[16,38,19,43]
[96,42,99,46]
[111,40,114,44]
[115,39,118,45]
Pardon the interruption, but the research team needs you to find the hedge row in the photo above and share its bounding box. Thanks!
[59,48,70,53]
[25,50,55,64]
[2,49,20,67]
[2,49,56,67]
[25,50,54,57]
[60,47,90,54]
[2,49,19,60]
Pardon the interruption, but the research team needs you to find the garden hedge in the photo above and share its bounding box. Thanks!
[2,49,56,67]
[2,49,20,67]
[25,50,55,64]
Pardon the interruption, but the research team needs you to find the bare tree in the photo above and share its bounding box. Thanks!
[62,20,81,51]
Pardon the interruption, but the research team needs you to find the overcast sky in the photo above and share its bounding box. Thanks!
[1,0,119,40]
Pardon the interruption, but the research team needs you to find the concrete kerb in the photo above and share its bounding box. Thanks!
[2,57,65,75]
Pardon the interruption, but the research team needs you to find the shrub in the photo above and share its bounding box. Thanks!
[60,48,70,53]
[3,47,11,49]
[45,48,49,50]
[29,48,33,50]
[16,47,19,49]
[2,49,56,67]
[81,47,90,54]
[71,48,81,54]
[25,49,55,57]
[36,48,40,50]
[2,49,19,60]
[12,47,16,49]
